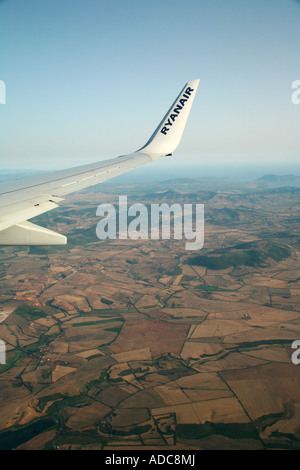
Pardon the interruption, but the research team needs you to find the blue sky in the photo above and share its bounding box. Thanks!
[0,0,300,176]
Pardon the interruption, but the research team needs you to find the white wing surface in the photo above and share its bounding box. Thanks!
[0,79,200,245]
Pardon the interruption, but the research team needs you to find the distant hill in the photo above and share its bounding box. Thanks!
[186,240,291,270]
[142,189,216,203]
[257,174,300,188]
[258,174,298,181]
[0,169,45,183]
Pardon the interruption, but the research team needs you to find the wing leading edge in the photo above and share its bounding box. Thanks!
[0,79,200,245]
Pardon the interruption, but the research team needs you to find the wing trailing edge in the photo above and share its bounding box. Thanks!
[0,221,67,245]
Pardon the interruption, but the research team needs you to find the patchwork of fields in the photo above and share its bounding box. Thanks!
[0,176,300,449]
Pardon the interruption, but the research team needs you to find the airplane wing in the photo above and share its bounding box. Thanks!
[0,79,200,245]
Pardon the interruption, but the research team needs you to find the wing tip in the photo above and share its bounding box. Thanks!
[138,79,200,156]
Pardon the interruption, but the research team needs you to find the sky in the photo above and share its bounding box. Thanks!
[0,0,300,177]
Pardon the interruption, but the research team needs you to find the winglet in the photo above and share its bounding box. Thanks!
[138,79,200,155]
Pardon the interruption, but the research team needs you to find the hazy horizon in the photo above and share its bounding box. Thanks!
[0,160,299,185]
